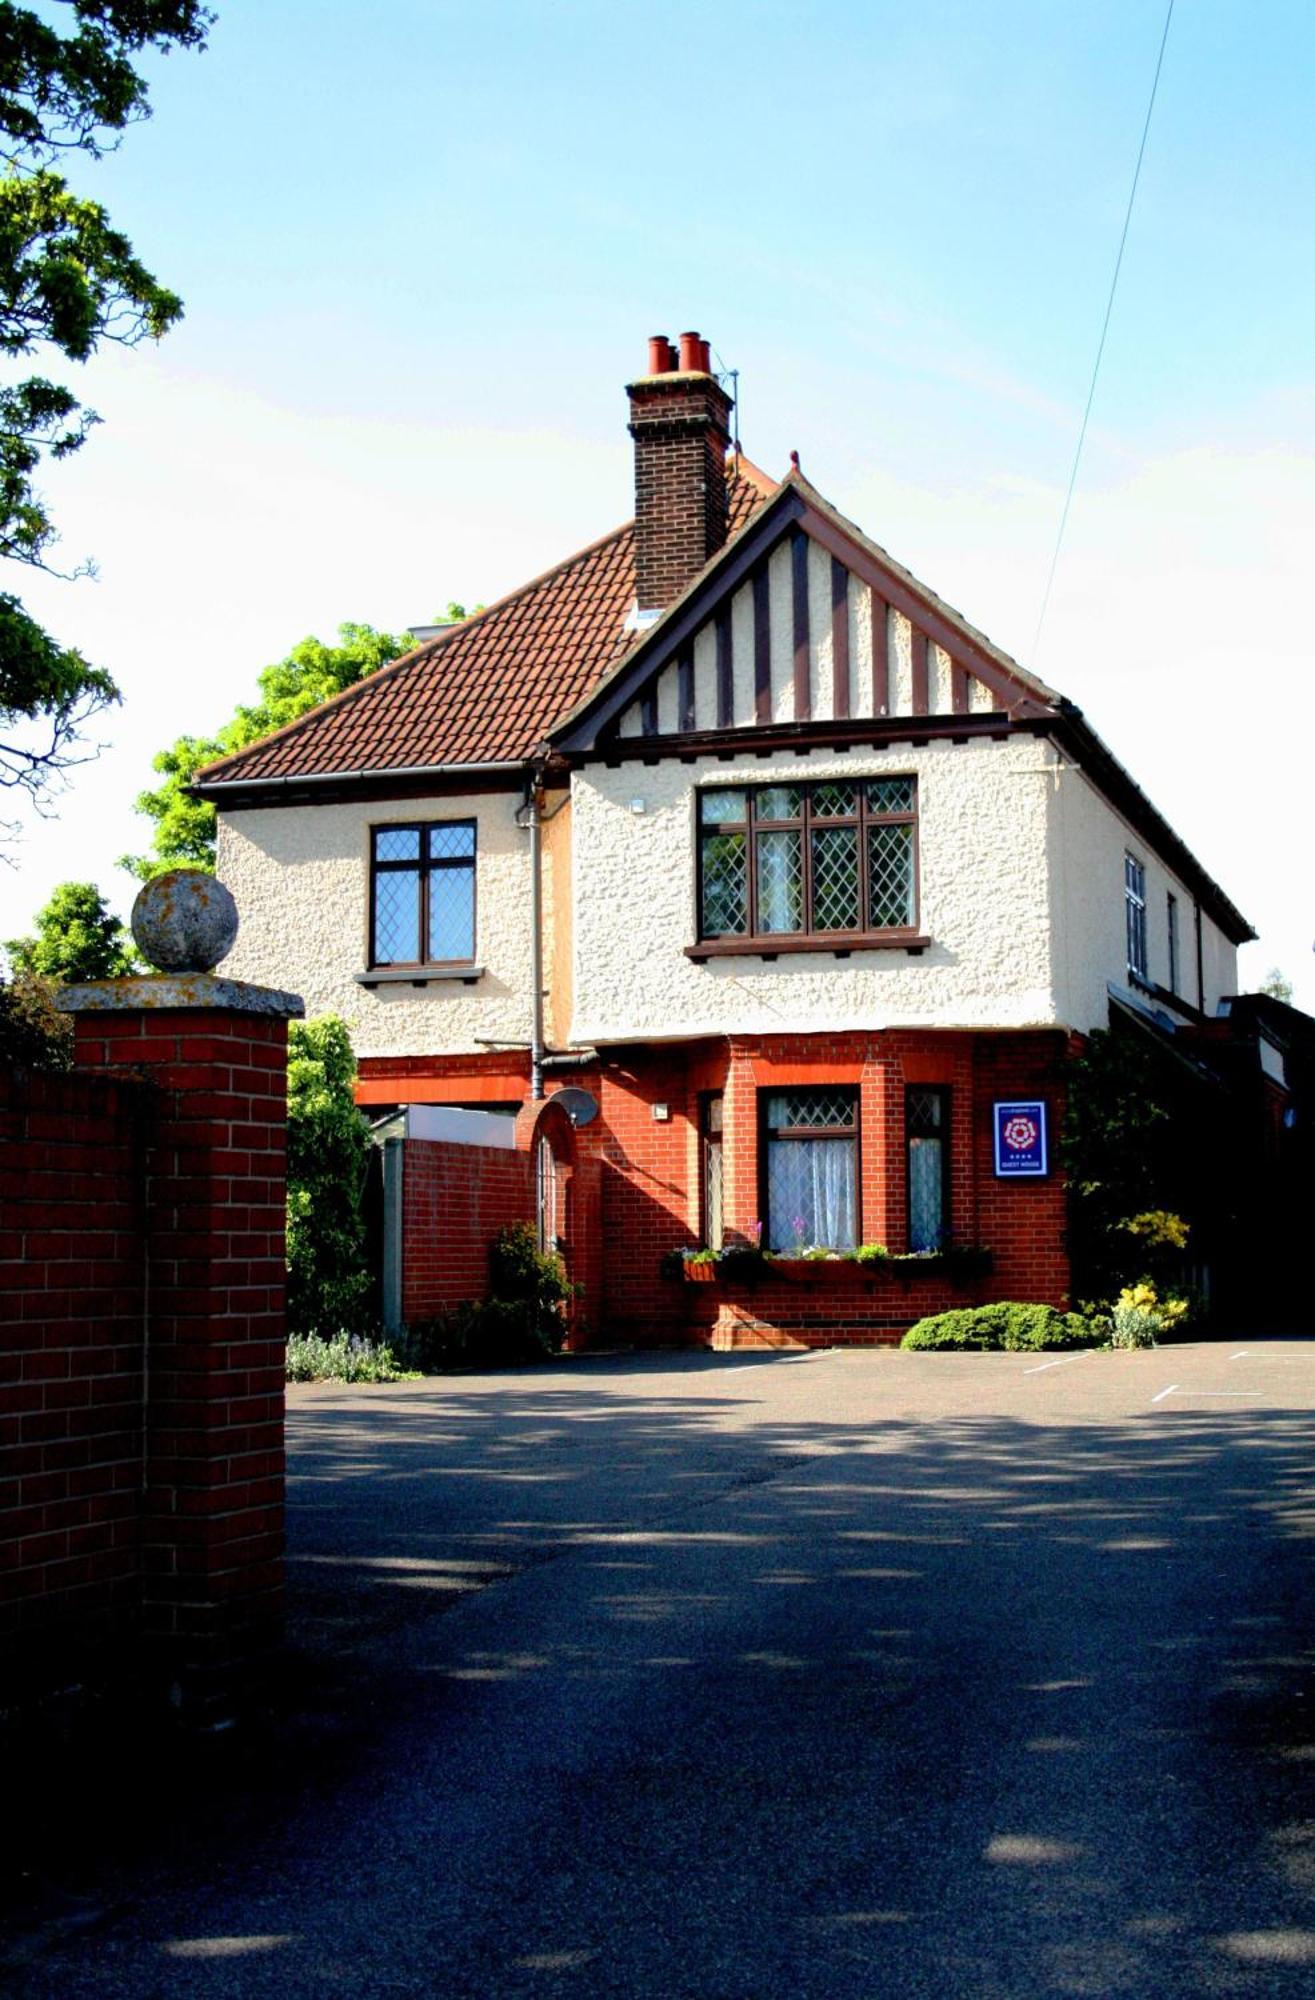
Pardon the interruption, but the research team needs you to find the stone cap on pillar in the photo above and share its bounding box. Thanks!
[56,870,305,1019]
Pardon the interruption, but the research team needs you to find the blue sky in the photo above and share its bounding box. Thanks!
[3,0,1312,1002]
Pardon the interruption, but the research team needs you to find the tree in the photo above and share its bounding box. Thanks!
[123,621,410,877]
[5,877,136,980]
[0,969,73,1068]
[1260,968,1293,1005]
[0,2,211,837]
[286,1015,373,1335]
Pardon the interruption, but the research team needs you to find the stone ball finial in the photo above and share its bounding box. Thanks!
[131,870,239,973]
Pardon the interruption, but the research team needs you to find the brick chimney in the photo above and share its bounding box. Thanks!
[627,331,733,619]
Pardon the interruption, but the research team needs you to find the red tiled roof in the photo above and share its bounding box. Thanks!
[196,461,775,789]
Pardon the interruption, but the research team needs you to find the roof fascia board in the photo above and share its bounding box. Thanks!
[551,487,807,752]
[571,710,1010,767]
[195,760,527,809]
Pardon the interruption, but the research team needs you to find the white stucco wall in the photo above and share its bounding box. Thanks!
[1049,764,1238,1033]
[216,789,535,1058]
[569,739,1063,1044]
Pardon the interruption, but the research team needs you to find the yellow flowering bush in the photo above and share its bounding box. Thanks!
[1111,1283,1189,1349]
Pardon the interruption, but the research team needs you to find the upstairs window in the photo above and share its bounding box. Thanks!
[1124,853,1147,982]
[698,778,917,943]
[1167,892,1180,996]
[370,821,476,967]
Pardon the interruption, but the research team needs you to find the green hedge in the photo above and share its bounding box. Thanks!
[901,1302,1097,1352]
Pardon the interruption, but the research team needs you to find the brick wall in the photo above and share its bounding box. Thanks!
[366,1028,1074,1350]
[1,992,297,1719]
[1,1064,151,1675]
[400,1138,534,1324]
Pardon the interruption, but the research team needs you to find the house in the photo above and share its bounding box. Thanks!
[196,330,1264,1345]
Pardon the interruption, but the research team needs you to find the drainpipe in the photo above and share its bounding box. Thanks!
[527,766,546,1100]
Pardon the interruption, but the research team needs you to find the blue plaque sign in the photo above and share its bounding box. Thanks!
[993,1100,1048,1178]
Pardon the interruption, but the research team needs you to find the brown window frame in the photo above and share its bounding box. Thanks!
[759,1086,860,1253]
[369,818,477,969]
[694,777,921,952]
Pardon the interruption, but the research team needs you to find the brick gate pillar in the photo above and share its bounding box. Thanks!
[59,873,302,1722]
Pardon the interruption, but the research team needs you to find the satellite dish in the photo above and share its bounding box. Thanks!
[551,1086,599,1128]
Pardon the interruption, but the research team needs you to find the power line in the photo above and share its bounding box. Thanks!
[1031,0,1175,666]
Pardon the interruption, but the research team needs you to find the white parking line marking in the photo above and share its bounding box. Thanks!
[1022,1354,1083,1375]
[1151,1384,1179,1404]
[1230,1351,1250,1361]
[1179,1391,1264,1398]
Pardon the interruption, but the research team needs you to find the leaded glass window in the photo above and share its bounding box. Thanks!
[370,820,476,966]
[763,1088,858,1252]
[696,778,917,941]
[906,1086,949,1252]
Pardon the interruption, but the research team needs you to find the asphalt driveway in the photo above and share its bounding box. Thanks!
[7,1340,1315,1997]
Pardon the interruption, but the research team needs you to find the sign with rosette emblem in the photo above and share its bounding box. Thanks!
[993,1100,1048,1178]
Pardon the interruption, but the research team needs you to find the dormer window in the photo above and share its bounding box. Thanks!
[696,778,918,948]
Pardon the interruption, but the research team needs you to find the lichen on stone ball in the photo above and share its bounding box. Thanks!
[131,871,239,973]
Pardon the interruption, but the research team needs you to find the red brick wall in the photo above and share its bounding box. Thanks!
[366,1028,1074,1350]
[1,1064,150,1671]
[2,1001,294,1717]
[400,1138,534,1323]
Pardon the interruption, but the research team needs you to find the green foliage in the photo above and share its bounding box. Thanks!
[901,1302,1097,1352]
[0,3,209,830]
[285,1332,404,1384]
[1062,1028,1190,1304]
[854,1241,891,1264]
[123,623,408,878]
[0,968,72,1069]
[6,878,136,980]
[286,1016,373,1337]
[487,1220,574,1355]
[1260,968,1293,1005]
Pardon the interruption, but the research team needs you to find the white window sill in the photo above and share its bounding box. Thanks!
[355,965,485,989]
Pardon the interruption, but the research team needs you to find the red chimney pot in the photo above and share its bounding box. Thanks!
[678,330,702,373]
[647,334,672,376]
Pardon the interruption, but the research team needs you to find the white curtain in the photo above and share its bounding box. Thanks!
[769,1139,856,1250]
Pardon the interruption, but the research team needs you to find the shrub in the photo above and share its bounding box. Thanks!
[1110,1282,1189,1349]
[286,1016,373,1336]
[854,1242,891,1264]
[902,1302,1098,1352]
[401,1224,576,1370]
[0,972,73,1071]
[286,1332,404,1382]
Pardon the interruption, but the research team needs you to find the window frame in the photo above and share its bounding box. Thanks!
[1124,852,1148,983]
[759,1085,860,1253]
[694,777,922,954]
[1166,891,1180,996]
[368,817,478,970]
[700,1092,724,1251]
[905,1084,951,1253]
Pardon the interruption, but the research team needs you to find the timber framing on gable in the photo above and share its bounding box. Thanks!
[550,472,1061,758]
